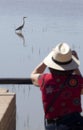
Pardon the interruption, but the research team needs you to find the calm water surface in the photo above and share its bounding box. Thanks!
[0,0,83,130]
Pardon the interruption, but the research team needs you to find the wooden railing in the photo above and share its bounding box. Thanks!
[0,78,32,84]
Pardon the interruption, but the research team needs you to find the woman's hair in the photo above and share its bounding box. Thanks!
[48,67,74,75]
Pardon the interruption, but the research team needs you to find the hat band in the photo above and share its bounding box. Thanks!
[52,57,72,65]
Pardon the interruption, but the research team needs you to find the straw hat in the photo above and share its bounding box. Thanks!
[43,42,80,71]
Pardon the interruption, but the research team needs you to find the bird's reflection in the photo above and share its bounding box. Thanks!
[15,32,26,47]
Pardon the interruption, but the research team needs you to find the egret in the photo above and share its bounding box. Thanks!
[15,17,27,32]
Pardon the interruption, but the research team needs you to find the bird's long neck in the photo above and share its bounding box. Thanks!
[23,18,25,26]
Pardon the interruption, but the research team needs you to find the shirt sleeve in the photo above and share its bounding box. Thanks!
[38,74,44,86]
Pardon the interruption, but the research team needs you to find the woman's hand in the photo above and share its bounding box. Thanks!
[31,62,46,86]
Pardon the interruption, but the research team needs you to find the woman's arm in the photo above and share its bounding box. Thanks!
[72,50,82,75]
[30,62,47,86]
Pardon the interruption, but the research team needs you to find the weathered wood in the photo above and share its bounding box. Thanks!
[0,91,16,130]
[0,78,32,84]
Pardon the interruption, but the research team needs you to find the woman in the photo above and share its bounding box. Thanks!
[31,42,83,130]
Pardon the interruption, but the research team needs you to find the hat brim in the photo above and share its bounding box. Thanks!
[43,51,80,71]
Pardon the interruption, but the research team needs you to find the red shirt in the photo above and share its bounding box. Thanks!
[38,73,83,119]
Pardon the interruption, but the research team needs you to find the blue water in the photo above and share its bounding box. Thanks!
[0,0,83,130]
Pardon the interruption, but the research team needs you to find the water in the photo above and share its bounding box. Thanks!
[0,0,83,130]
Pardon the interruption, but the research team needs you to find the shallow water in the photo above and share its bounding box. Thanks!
[0,0,83,130]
